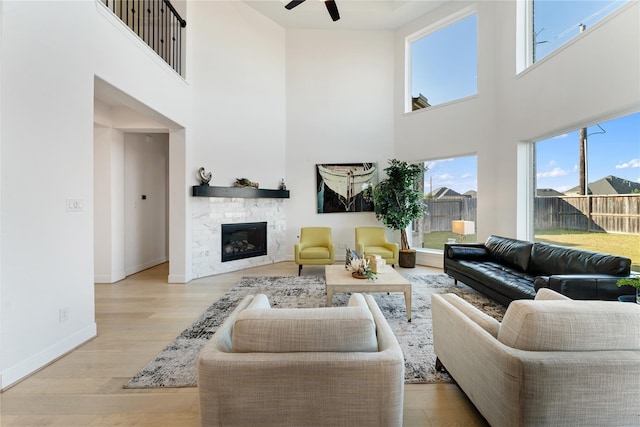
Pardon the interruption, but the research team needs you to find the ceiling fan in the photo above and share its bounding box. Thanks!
[285,0,340,22]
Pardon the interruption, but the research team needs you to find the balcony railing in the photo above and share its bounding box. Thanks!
[101,0,186,76]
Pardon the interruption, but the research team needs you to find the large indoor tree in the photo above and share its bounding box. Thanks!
[372,159,426,266]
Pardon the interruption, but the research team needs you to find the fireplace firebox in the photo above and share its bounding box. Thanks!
[221,222,267,262]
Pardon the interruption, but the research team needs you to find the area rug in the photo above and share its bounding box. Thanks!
[124,274,505,389]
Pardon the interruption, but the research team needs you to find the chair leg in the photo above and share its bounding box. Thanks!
[298,265,302,276]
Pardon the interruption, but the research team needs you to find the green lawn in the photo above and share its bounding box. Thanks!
[422,229,640,272]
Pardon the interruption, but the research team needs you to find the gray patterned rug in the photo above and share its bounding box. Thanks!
[124,274,505,389]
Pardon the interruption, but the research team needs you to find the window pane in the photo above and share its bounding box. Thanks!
[534,112,640,271]
[415,156,478,250]
[410,14,477,111]
[533,0,625,63]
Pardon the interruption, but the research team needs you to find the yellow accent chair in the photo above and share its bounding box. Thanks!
[355,227,399,267]
[294,227,335,275]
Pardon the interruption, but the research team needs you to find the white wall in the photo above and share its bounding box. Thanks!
[394,1,640,242]
[1,1,97,388]
[189,1,286,188]
[285,29,397,256]
[124,134,169,275]
[1,0,191,388]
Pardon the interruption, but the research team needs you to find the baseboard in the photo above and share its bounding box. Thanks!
[168,274,187,283]
[416,250,444,268]
[94,272,126,284]
[1,323,97,390]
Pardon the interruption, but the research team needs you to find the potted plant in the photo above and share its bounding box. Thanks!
[617,275,640,304]
[372,159,426,268]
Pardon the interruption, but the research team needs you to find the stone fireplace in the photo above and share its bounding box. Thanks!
[192,196,286,278]
[221,222,267,262]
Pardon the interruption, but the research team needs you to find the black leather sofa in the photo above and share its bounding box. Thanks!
[444,235,635,306]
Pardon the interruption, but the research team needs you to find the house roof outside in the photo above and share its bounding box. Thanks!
[537,188,565,197]
[426,187,465,199]
[564,175,640,196]
[412,93,430,111]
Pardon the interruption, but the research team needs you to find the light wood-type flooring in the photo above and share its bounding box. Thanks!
[1,262,489,426]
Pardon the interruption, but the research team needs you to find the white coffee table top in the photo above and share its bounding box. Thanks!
[325,264,410,286]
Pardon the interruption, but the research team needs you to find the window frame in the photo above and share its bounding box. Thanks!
[405,5,478,113]
[517,0,631,74]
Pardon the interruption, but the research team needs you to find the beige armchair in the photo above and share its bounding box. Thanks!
[432,288,640,427]
[198,293,405,427]
[355,227,399,267]
[294,227,335,275]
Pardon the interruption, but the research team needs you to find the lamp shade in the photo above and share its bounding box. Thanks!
[452,220,475,235]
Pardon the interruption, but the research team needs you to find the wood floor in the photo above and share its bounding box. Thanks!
[1,262,489,426]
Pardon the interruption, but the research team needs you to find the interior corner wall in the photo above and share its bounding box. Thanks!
[285,29,396,256]
[1,1,97,388]
[94,126,126,283]
[393,1,640,242]
[188,1,286,188]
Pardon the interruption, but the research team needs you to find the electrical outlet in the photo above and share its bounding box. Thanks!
[59,307,69,323]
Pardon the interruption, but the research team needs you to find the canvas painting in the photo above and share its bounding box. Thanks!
[316,163,378,213]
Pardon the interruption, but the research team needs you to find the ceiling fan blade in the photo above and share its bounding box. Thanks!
[285,0,306,10]
[325,0,340,21]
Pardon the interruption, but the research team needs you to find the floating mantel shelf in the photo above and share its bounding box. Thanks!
[192,185,290,199]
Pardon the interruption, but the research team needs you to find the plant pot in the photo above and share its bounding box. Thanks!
[399,249,416,268]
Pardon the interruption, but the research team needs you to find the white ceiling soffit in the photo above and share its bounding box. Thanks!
[244,0,446,30]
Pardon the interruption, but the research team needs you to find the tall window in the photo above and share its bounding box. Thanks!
[531,0,626,64]
[407,9,477,112]
[415,155,478,251]
[534,112,640,271]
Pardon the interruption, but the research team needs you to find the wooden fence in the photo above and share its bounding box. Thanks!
[422,198,477,233]
[422,195,640,234]
[534,195,640,234]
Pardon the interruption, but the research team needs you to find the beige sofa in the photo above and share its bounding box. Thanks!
[432,288,640,427]
[198,293,404,427]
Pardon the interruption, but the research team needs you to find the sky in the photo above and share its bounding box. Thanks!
[536,112,640,192]
[413,0,638,195]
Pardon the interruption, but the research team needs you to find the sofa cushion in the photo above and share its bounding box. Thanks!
[498,299,640,351]
[528,242,631,276]
[437,293,500,337]
[484,235,533,272]
[364,245,394,258]
[299,246,331,259]
[446,246,489,260]
[534,288,571,300]
[231,293,378,353]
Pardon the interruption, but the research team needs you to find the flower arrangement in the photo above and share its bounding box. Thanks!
[347,257,376,281]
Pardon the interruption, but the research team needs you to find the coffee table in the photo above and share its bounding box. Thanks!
[325,265,412,322]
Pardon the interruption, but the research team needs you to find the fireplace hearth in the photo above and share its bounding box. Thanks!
[221,222,267,262]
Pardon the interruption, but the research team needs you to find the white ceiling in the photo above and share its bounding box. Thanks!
[244,0,446,30]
